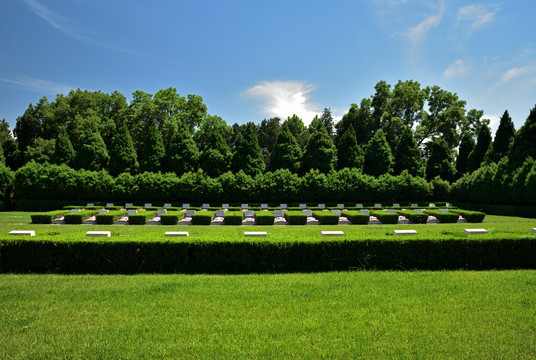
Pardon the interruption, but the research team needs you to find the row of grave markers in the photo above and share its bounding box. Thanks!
[84,202,453,209]
[12,228,527,238]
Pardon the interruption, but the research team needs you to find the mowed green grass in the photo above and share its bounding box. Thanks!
[1,212,536,243]
[1,271,535,359]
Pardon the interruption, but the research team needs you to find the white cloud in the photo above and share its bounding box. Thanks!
[443,59,468,78]
[499,67,527,85]
[457,4,499,29]
[406,0,446,44]
[0,74,72,95]
[483,113,501,136]
[243,81,321,125]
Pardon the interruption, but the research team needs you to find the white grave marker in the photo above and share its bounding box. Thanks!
[465,229,488,235]
[86,231,111,237]
[9,230,35,236]
[321,231,344,236]
[244,231,267,237]
[394,230,417,236]
[165,232,189,237]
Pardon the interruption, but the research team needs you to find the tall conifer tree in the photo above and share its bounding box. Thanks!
[467,125,492,172]
[456,132,475,176]
[393,126,423,176]
[73,127,109,171]
[140,121,165,173]
[426,138,456,181]
[337,125,364,170]
[303,123,337,173]
[231,122,265,176]
[51,128,75,166]
[167,126,199,175]
[486,110,515,163]
[199,129,232,177]
[364,129,394,176]
[269,125,302,173]
[508,105,536,168]
[108,121,139,175]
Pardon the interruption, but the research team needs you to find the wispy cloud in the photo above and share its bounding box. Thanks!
[498,67,527,85]
[0,74,72,95]
[243,81,321,125]
[406,0,446,44]
[457,4,499,29]
[21,0,144,56]
[444,59,469,78]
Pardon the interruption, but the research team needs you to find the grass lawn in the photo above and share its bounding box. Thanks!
[1,212,535,243]
[1,271,535,359]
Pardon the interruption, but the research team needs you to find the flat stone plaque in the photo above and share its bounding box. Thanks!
[86,203,94,207]
[244,210,255,218]
[446,203,452,207]
[86,231,111,237]
[356,203,363,208]
[163,203,172,209]
[374,203,382,207]
[532,228,536,234]
[125,203,133,208]
[429,203,435,207]
[182,203,190,209]
[241,204,249,209]
[144,203,152,208]
[244,231,267,237]
[186,210,196,216]
[465,229,488,235]
[331,210,341,215]
[360,209,369,215]
[9,230,35,236]
[273,210,283,217]
[393,203,400,207]
[127,209,138,215]
[302,210,312,216]
[387,209,397,214]
[165,232,189,237]
[261,203,268,209]
[411,203,418,207]
[215,210,225,217]
[280,203,287,209]
[98,209,109,214]
[337,204,345,208]
[202,203,210,209]
[299,204,307,209]
[394,230,417,236]
[439,209,448,212]
[321,231,344,236]
[414,209,423,213]
[222,204,229,209]
[106,203,114,207]
[70,209,81,213]
[318,204,325,209]
[156,210,166,216]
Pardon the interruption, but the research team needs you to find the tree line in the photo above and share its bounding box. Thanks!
[0,80,535,185]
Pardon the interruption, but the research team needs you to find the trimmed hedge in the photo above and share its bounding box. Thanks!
[312,211,339,225]
[31,210,71,224]
[284,211,307,225]
[191,211,214,225]
[341,211,369,225]
[105,206,123,211]
[128,211,157,225]
[160,211,186,225]
[1,237,535,274]
[255,211,275,225]
[96,211,128,225]
[448,209,486,223]
[396,210,428,224]
[424,210,459,223]
[63,210,100,224]
[224,211,243,225]
[370,210,399,224]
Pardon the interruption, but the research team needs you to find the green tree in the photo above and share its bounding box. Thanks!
[231,122,265,176]
[485,110,515,163]
[140,121,165,173]
[51,128,75,166]
[24,138,55,164]
[269,125,302,173]
[283,115,308,148]
[335,99,373,145]
[198,118,232,178]
[167,126,199,175]
[467,125,492,172]
[508,105,536,168]
[73,127,109,171]
[108,121,139,176]
[393,126,423,176]
[425,138,456,182]
[337,125,364,170]
[363,129,394,176]
[303,123,337,173]
[0,141,4,166]
[456,133,475,176]
[14,98,47,152]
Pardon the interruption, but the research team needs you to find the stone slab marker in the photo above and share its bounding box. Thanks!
[321,231,344,236]
[533,228,536,234]
[165,232,189,237]
[464,229,488,235]
[86,231,111,237]
[394,230,417,236]
[244,231,267,237]
[9,230,35,236]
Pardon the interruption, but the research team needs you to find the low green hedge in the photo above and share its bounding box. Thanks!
[313,211,339,225]
[128,211,157,225]
[341,211,369,225]
[370,210,398,224]
[191,211,214,225]
[31,210,71,224]
[424,210,459,223]
[96,211,128,225]
[105,206,123,211]
[224,211,243,225]
[284,211,307,225]
[255,211,275,225]
[63,210,100,224]
[396,210,428,224]
[160,211,186,225]
[448,209,486,223]
[1,237,535,274]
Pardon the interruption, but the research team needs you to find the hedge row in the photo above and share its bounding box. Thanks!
[160,211,186,225]
[64,210,99,224]
[1,237,535,273]
[31,210,71,224]
[96,211,128,225]
[13,163,440,206]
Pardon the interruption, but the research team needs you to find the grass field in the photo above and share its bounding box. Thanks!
[1,271,535,359]
[2,212,536,358]
[2,212,536,243]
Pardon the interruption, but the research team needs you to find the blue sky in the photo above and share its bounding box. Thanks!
[1,0,535,134]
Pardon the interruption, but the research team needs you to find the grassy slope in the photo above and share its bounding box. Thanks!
[1,271,535,359]
[1,212,535,243]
